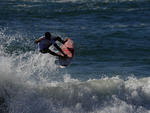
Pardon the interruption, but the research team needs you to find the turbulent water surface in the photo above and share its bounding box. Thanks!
[0,0,150,113]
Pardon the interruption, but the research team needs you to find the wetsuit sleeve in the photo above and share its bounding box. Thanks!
[55,36,65,44]
[35,37,44,44]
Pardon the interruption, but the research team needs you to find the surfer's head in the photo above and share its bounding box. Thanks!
[45,32,51,40]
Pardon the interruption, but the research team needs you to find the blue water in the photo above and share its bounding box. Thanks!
[0,0,150,113]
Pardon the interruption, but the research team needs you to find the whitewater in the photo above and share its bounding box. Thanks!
[0,29,150,113]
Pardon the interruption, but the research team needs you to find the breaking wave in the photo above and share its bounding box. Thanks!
[0,30,150,113]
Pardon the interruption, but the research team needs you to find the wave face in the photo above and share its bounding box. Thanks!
[0,0,150,112]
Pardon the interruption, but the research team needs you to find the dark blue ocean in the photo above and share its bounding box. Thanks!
[0,0,150,113]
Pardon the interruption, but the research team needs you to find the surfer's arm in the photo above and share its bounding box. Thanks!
[55,36,65,44]
[34,37,44,44]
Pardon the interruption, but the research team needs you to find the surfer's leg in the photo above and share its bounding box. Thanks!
[47,49,63,57]
[40,50,48,54]
[53,43,67,57]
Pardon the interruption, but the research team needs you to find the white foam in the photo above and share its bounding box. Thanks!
[125,77,150,103]
[92,96,149,113]
[1,29,150,113]
[1,59,150,113]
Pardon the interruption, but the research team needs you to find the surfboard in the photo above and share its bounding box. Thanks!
[59,38,74,67]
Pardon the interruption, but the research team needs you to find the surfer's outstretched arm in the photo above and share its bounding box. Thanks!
[34,37,44,44]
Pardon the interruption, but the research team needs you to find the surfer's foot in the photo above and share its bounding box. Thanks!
[63,54,68,58]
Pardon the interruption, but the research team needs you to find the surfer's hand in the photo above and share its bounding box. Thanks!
[59,54,68,59]
[34,40,38,44]
[59,55,65,58]
[63,54,68,58]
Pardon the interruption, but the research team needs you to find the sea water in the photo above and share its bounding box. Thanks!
[0,0,150,113]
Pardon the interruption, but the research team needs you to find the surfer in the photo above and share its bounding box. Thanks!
[35,32,67,58]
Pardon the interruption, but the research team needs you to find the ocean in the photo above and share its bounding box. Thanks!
[0,0,150,113]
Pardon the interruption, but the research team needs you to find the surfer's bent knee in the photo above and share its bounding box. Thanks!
[40,49,50,54]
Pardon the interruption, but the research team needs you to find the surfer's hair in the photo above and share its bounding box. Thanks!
[45,32,51,38]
